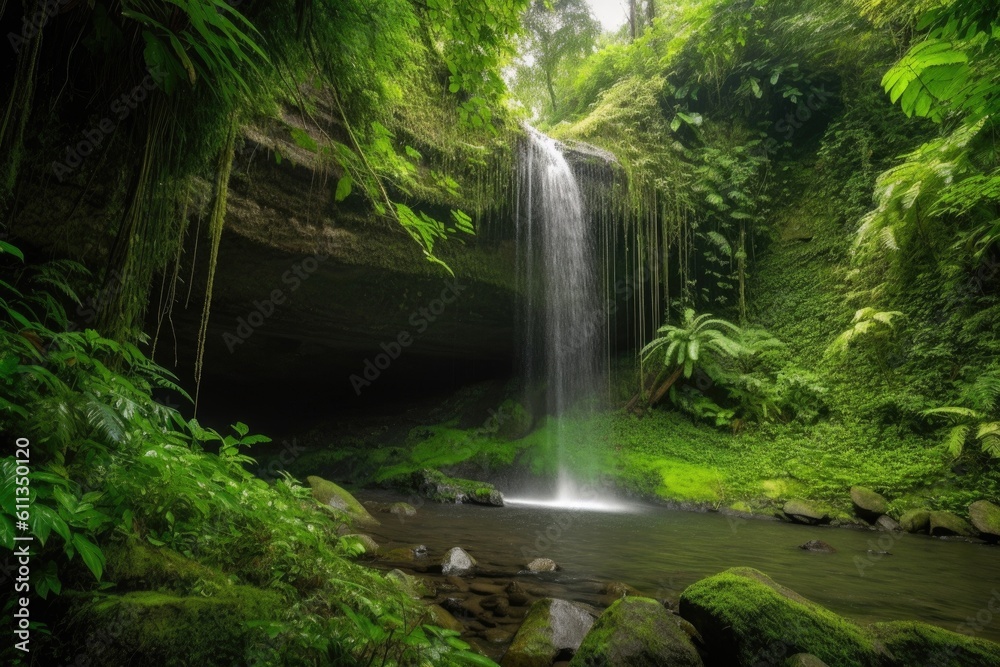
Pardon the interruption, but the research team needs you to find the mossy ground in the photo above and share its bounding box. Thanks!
[322,402,974,520]
[72,587,285,667]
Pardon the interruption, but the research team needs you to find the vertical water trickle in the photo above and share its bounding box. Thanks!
[517,127,606,501]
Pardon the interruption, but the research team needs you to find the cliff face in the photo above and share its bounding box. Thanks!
[160,109,523,412]
[9,100,521,415]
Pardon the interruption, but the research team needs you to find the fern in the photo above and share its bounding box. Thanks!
[826,308,903,357]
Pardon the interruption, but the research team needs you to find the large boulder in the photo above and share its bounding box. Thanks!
[501,598,595,667]
[782,499,829,525]
[568,597,703,667]
[306,475,379,526]
[871,620,1000,666]
[969,500,1000,541]
[679,568,1000,667]
[929,511,976,538]
[850,486,889,522]
[899,509,930,534]
[441,547,477,576]
[679,568,878,666]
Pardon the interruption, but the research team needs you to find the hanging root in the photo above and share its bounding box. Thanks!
[194,118,238,413]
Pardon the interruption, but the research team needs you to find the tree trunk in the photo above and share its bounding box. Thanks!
[646,0,655,24]
[545,69,557,115]
[624,367,660,411]
[648,366,684,407]
[624,365,682,411]
[628,0,637,41]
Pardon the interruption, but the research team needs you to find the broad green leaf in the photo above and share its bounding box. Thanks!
[72,533,105,581]
[335,175,353,202]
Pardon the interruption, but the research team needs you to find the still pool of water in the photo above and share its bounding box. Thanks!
[364,495,1000,643]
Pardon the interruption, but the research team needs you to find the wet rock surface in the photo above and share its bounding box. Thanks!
[799,539,837,553]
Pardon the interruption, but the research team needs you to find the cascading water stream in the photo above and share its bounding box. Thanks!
[507,127,624,512]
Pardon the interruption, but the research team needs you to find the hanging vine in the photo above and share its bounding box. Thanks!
[193,119,237,411]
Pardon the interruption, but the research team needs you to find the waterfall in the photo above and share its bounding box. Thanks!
[512,127,620,510]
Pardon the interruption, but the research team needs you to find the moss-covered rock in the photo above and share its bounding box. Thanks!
[799,539,836,553]
[526,557,559,573]
[306,475,380,526]
[850,486,889,521]
[342,533,380,555]
[899,509,931,534]
[389,501,417,517]
[386,569,434,599]
[679,568,1000,667]
[104,541,226,593]
[493,399,535,440]
[568,597,702,667]
[602,581,642,598]
[679,568,879,666]
[782,499,830,525]
[501,598,595,667]
[426,603,465,632]
[969,500,1000,540]
[875,514,902,532]
[784,654,829,667]
[929,511,976,537]
[871,620,1000,666]
[406,468,504,506]
[70,587,285,667]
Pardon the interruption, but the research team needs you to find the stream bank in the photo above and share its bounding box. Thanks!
[346,489,1000,665]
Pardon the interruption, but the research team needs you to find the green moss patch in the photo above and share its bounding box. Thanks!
[70,587,285,667]
[104,541,227,594]
[306,475,380,526]
[569,597,702,667]
[679,568,879,666]
[871,620,1000,667]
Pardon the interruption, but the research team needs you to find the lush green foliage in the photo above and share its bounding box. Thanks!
[641,309,745,379]
[513,0,600,115]
[0,245,494,665]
